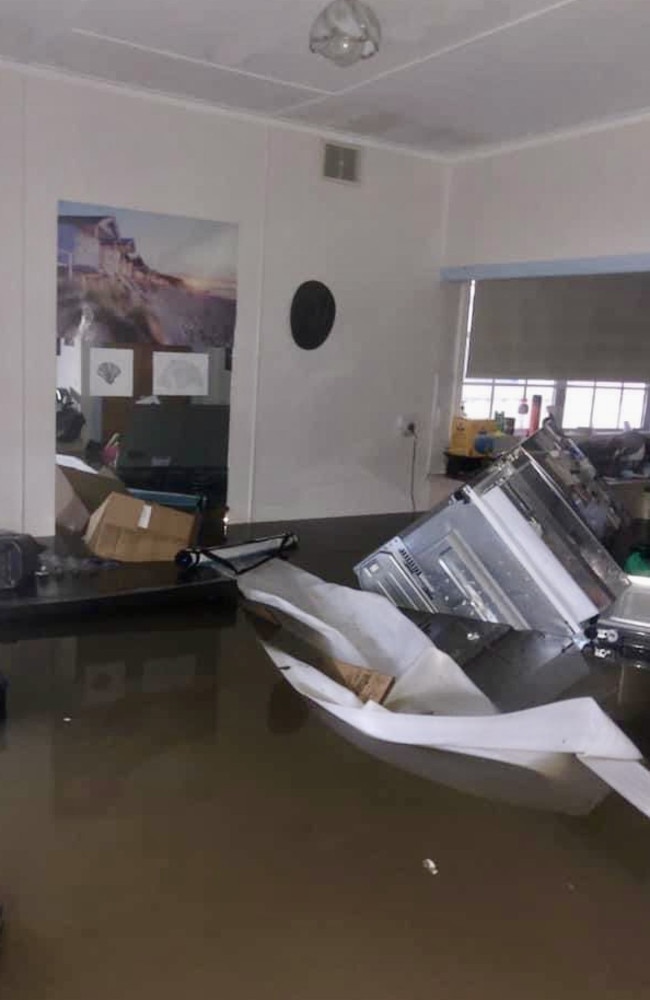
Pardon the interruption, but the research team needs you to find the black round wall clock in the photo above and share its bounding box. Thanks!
[290,280,336,350]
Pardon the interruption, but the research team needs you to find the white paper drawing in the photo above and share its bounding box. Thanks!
[153,351,209,396]
[89,347,134,397]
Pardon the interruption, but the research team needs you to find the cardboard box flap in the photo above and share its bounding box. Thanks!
[55,455,127,533]
[55,467,90,534]
[60,464,126,513]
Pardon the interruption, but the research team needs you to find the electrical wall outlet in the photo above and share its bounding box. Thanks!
[397,415,418,437]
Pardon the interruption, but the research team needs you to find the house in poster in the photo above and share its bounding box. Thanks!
[58,215,137,280]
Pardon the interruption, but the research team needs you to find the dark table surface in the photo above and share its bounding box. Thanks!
[1,513,650,1000]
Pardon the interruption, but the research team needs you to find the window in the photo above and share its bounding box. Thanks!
[460,278,650,432]
[563,382,646,431]
[462,378,556,428]
[460,377,648,432]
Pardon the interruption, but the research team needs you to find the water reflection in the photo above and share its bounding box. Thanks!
[266,680,309,735]
[1,629,219,821]
[310,702,610,816]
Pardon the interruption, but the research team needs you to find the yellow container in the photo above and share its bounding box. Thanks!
[448,417,498,457]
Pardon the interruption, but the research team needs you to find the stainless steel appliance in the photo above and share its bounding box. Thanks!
[356,425,650,664]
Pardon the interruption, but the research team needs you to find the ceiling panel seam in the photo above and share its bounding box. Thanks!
[273,0,585,112]
[71,28,334,95]
[0,56,449,162]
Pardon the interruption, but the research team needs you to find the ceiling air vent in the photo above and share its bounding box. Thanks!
[323,142,360,182]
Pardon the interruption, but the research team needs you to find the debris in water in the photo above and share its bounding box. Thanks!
[422,859,439,876]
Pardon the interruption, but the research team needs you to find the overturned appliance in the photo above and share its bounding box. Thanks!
[356,425,649,676]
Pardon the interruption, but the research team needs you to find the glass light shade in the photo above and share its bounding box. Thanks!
[309,0,381,67]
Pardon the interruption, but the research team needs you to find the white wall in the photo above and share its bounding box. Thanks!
[254,129,447,520]
[445,117,650,268]
[0,70,25,531]
[22,70,266,535]
[0,64,447,535]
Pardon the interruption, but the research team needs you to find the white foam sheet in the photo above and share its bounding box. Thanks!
[239,561,650,820]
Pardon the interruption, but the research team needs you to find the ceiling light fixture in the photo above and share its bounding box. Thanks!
[309,0,381,68]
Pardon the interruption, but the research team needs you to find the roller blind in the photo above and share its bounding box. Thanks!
[468,273,650,381]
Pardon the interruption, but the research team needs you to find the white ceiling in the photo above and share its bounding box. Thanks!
[3,0,650,155]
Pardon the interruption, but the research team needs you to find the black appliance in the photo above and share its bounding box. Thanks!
[0,533,41,591]
[117,404,229,508]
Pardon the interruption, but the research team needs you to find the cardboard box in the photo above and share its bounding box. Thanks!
[448,417,498,457]
[56,467,90,534]
[55,458,127,534]
[244,599,395,704]
[84,493,196,563]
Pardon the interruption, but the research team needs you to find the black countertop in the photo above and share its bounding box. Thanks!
[1,513,649,1000]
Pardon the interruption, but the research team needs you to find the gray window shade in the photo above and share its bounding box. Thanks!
[468,274,650,380]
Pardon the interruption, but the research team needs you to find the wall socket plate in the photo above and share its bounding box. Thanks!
[397,415,418,437]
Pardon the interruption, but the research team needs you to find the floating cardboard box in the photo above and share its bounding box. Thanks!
[244,598,395,704]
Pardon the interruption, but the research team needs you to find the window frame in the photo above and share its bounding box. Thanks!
[460,376,650,433]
